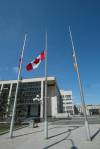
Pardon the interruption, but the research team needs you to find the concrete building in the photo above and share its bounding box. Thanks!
[60,90,74,115]
[86,105,100,116]
[75,104,100,116]
[0,77,62,120]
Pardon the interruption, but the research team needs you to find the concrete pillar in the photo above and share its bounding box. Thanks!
[6,83,12,115]
[0,84,3,104]
[72,104,75,115]
[51,96,57,117]
[40,80,43,118]
[99,109,100,115]
[0,83,3,92]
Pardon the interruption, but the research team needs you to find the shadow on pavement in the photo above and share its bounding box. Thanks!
[70,146,78,149]
[48,126,79,139]
[44,127,79,149]
[44,131,71,149]
[68,139,78,149]
[91,128,100,141]
[12,126,62,138]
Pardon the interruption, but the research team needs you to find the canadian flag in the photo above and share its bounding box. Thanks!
[26,51,46,71]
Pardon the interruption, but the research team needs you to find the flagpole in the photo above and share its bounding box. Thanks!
[69,26,91,141]
[44,31,48,139]
[9,34,27,138]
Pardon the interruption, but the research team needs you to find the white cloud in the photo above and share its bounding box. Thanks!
[12,66,18,73]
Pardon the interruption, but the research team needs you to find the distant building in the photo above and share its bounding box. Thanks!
[60,90,74,115]
[75,104,83,115]
[0,77,62,120]
[86,105,100,116]
[74,104,100,116]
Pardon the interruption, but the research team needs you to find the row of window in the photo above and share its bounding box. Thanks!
[63,105,73,108]
[61,95,72,98]
[63,102,72,104]
[63,106,73,110]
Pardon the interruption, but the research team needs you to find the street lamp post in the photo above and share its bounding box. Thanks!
[33,95,42,116]
[33,95,41,102]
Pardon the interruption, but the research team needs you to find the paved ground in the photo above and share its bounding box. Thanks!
[0,123,100,149]
[51,116,100,125]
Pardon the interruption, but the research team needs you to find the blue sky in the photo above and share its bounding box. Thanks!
[0,0,100,104]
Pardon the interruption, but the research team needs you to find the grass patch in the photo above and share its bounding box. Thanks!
[0,124,9,133]
[0,123,27,133]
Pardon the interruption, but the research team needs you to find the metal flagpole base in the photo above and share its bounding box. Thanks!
[9,131,13,138]
[9,115,14,138]
[44,120,48,139]
[85,120,91,141]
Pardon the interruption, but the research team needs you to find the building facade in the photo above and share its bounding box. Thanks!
[0,77,62,120]
[75,104,100,116]
[86,105,100,116]
[60,90,74,115]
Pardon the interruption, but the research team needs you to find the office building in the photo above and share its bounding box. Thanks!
[60,90,74,115]
[0,77,62,120]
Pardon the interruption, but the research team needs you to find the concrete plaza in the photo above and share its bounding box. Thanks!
[0,123,100,149]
